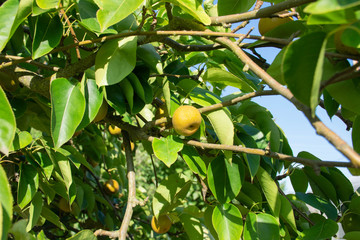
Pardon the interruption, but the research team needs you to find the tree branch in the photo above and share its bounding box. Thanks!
[215,37,360,167]
[210,0,315,25]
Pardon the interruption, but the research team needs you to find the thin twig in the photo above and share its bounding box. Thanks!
[319,100,353,131]
[59,3,81,60]
[276,182,315,226]
[165,2,173,21]
[0,54,60,71]
[232,0,263,33]
[150,73,199,80]
[320,62,360,91]
[215,37,360,167]
[150,155,158,188]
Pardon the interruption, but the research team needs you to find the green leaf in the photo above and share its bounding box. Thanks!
[279,195,296,231]
[190,87,234,160]
[137,44,162,74]
[243,212,280,240]
[353,115,360,153]
[104,83,126,114]
[256,167,281,219]
[53,151,73,194]
[302,219,338,240]
[95,0,143,32]
[164,0,211,25]
[51,78,85,149]
[152,173,191,218]
[33,151,53,180]
[344,231,360,240]
[66,230,97,240]
[179,213,203,240]
[0,0,32,52]
[61,145,95,174]
[296,192,338,220]
[236,130,260,179]
[212,203,243,240]
[322,167,354,203]
[282,32,327,114]
[327,78,360,115]
[36,0,59,9]
[9,131,32,152]
[267,47,286,85]
[0,87,16,155]
[323,89,340,119]
[303,166,339,206]
[17,164,39,209]
[41,206,66,230]
[304,0,360,14]
[128,73,146,102]
[203,68,255,93]
[236,181,262,210]
[204,206,219,240]
[152,136,184,167]
[0,165,13,240]
[78,76,103,130]
[181,145,207,179]
[290,168,308,193]
[9,220,36,240]
[32,14,62,59]
[217,0,255,16]
[26,192,43,232]
[95,37,137,86]
[207,155,244,203]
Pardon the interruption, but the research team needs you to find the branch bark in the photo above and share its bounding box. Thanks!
[215,37,360,167]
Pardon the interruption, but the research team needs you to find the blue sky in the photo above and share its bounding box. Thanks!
[219,6,357,185]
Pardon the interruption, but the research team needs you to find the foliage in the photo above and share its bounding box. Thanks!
[0,0,360,239]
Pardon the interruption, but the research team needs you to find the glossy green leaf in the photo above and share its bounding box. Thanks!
[302,219,338,240]
[95,37,137,86]
[26,192,43,232]
[152,136,183,167]
[282,32,327,114]
[0,0,32,51]
[236,181,262,210]
[212,203,243,240]
[304,0,360,14]
[0,165,13,240]
[152,173,191,218]
[128,73,145,102]
[267,47,286,85]
[217,0,255,16]
[207,155,244,203]
[9,131,32,151]
[203,68,255,93]
[303,166,339,206]
[164,0,211,25]
[137,44,162,74]
[236,130,260,179]
[51,78,85,149]
[95,0,143,32]
[204,206,219,240]
[9,220,36,240]
[78,77,103,130]
[53,151,73,193]
[190,87,234,160]
[36,0,59,9]
[290,168,308,193]
[353,115,360,153]
[0,87,16,155]
[17,164,39,209]
[344,232,360,240]
[104,83,126,114]
[279,195,296,231]
[323,89,340,119]
[296,192,338,220]
[326,79,360,116]
[322,167,354,203]
[32,14,62,59]
[66,230,97,240]
[179,214,203,240]
[181,145,207,179]
[41,206,66,230]
[32,151,53,180]
[243,212,280,240]
[61,145,94,174]
[257,167,281,219]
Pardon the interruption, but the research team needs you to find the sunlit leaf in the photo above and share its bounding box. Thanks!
[212,203,243,240]
[243,212,280,240]
[152,136,184,167]
[0,165,13,240]
[0,87,16,155]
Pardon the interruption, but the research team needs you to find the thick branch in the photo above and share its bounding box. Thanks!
[215,37,360,167]
[118,130,136,240]
[210,0,315,25]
